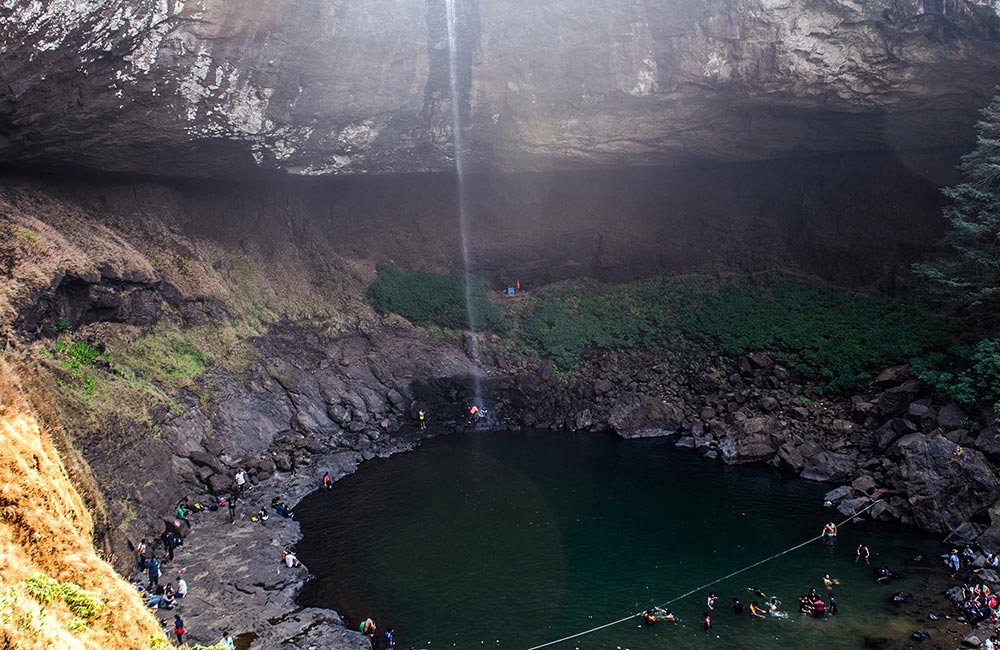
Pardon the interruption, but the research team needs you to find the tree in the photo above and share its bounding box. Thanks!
[915,89,1000,302]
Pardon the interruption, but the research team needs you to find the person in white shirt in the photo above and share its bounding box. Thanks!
[176,575,187,598]
[220,631,236,649]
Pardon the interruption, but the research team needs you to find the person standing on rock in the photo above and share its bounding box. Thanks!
[228,493,238,524]
[418,409,427,430]
[323,471,333,490]
[947,549,962,578]
[235,468,248,497]
[173,614,185,645]
[147,555,161,590]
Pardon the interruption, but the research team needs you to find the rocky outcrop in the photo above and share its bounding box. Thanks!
[2,0,1000,176]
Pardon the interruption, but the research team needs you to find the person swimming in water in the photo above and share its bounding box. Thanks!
[876,564,894,583]
[823,574,840,589]
[748,587,768,600]
[749,601,767,619]
[642,607,675,624]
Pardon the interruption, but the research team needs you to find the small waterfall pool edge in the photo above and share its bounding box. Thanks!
[295,430,956,650]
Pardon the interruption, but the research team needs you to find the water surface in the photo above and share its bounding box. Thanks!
[296,431,948,650]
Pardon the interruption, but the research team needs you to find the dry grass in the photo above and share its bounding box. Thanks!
[0,360,166,649]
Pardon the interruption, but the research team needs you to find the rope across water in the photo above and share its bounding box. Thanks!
[524,498,885,650]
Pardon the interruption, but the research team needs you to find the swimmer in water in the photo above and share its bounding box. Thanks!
[641,607,675,624]
[706,592,717,611]
[822,522,838,540]
[823,574,840,589]
[749,600,767,619]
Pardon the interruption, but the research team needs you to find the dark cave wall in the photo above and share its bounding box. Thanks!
[31,149,951,287]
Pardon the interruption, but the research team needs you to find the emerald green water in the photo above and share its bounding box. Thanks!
[295,432,949,650]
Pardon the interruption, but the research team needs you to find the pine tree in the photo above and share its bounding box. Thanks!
[915,89,1000,301]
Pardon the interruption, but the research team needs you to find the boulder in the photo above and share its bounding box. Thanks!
[877,380,922,416]
[938,404,967,430]
[823,485,854,504]
[747,352,773,369]
[890,433,1000,532]
[975,427,1000,457]
[851,474,878,495]
[875,364,911,387]
[759,396,778,412]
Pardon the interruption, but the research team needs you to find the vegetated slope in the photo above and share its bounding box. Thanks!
[0,360,166,649]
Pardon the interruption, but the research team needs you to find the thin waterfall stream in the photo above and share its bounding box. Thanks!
[445,0,484,409]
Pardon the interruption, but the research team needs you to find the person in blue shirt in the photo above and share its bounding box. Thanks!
[384,627,396,649]
[147,556,161,589]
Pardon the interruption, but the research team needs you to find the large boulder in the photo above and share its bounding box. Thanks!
[609,394,683,438]
[889,433,1000,532]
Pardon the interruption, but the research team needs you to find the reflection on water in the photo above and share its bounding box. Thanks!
[295,431,954,650]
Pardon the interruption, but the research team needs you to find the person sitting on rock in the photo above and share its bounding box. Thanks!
[220,632,236,650]
[282,547,301,568]
[360,617,376,639]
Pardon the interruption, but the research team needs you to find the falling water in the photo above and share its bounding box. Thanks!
[445,0,484,409]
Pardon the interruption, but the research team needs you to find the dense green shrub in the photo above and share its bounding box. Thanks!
[519,277,948,390]
[913,337,1000,415]
[367,263,506,332]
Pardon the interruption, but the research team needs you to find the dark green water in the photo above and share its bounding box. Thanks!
[295,432,948,650]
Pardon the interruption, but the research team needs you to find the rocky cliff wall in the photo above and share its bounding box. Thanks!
[1,0,999,176]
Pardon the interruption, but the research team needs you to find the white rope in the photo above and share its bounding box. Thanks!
[524,498,884,650]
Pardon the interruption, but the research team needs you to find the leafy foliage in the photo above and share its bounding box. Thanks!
[519,277,947,390]
[915,89,1000,300]
[367,263,506,332]
[912,336,1000,415]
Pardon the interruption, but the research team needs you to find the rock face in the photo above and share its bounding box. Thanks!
[2,0,1000,176]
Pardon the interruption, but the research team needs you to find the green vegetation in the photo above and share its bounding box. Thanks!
[24,573,105,621]
[367,263,506,332]
[518,277,948,390]
[912,336,1000,416]
[42,340,110,398]
[914,90,1000,302]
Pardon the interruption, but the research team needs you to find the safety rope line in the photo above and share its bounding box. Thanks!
[524,498,884,650]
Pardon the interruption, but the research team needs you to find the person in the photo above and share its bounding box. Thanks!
[768,596,780,612]
[255,506,269,525]
[828,592,838,615]
[220,632,236,650]
[986,635,998,650]
[174,614,185,645]
[235,468,248,497]
[811,595,826,618]
[418,409,427,430]
[161,530,178,562]
[947,549,962,578]
[147,556,161,590]
[323,472,333,490]
[748,587,768,600]
[282,547,301,568]
[360,617,376,639]
[799,595,814,614]
[706,592,717,611]
[468,404,480,424]
[856,543,871,564]
[822,522,838,540]
[876,565,892,583]
[289,454,297,475]
[703,612,711,631]
[823,574,840,589]
[135,538,148,571]
[641,607,675,624]
[385,627,396,648]
[228,494,238,524]
[160,586,176,609]
[176,574,187,599]
[731,597,744,615]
